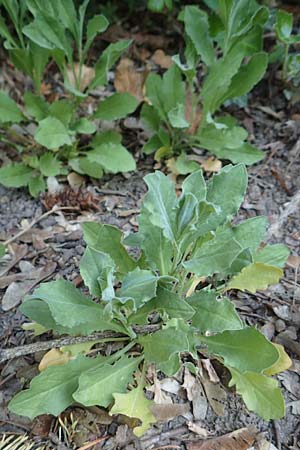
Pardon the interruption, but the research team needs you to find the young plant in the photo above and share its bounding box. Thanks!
[142,0,269,169]
[0,0,139,196]
[273,9,300,87]
[0,0,50,93]
[9,165,290,434]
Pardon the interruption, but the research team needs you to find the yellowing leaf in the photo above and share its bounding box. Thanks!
[264,343,292,376]
[111,383,156,436]
[38,348,72,372]
[22,322,49,336]
[226,263,283,293]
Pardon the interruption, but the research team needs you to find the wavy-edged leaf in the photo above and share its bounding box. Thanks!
[8,355,102,419]
[226,262,283,293]
[0,90,23,123]
[0,164,32,188]
[143,171,178,242]
[229,368,285,420]
[254,244,289,268]
[111,382,156,436]
[201,327,279,373]
[188,290,243,333]
[73,355,143,407]
[82,222,136,274]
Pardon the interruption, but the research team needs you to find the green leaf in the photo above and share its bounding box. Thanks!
[207,164,247,218]
[143,171,178,242]
[28,175,46,197]
[0,164,32,188]
[27,280,109,329]
[80,247,115,298]
[0,243,6,258]
[70,157,104,178]
[129,286,195,325]
[139,327,189,365]
[181,169,206,203]
[73,355,143,407]
[183,6,215,66]
[111,382,156,436]
[23,15,72,59]
[8,355,102,419]
[220,53,268,104]
[233,217,268,252]
[91,40,132,88]
[119,268,158,310]
[85,14,109,52]
[141,103,161,133]
[94,92,139,120]
[24,92,49,120]
[20,298,122,335]
[229,368,285,420]
[35,117,72,149]
[275,9,293,44]
[73,118,97,134]
[39,152,62,177]
[188,290,243,333]
[254,244,290,268]
[201,327,279,373]
[135,208,174,275]
[183,227,242,277]
[0,90,23,123]
[48,99,74,126]
[88,142,136,174]
[167,104,189,129]
[82,222,136,275]
[226,262,283,293]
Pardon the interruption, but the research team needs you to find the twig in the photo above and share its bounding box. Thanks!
[273,420,282,450]
[0,324,161,364]
[77,436,108,450]
[140,426,189,449]
[2,205,80,247]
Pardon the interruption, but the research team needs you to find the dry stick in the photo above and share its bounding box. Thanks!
[3,205,80,247]
[0,324,161,364]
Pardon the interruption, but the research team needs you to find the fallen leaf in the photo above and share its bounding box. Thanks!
[188,422,212,438]
[187,427,257,450]
[31,415,53,437]
[67,172,85,190]
[151,402,190,421]
[201,359,220,383]
[200,157,222,173]
[67,63,95,91]
[289,400,300,415]
[255,438,279,450]
[1,261,56,311]
[200,372,227,416]
[287,254,300,268]
[39,348,72,372]
[151,49,173,68]
[156,377,181,395]
[183,368,208,420]
[114,58,146,103]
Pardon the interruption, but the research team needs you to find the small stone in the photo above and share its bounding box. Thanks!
[261,322,275,340]
[275,319,286,333]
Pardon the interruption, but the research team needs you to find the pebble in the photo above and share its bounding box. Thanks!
[275,319,286,333]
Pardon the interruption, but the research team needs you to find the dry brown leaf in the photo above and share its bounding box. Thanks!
[183,368,208,421]
[287,254,300,268]
[39,348,72,372]
[151,402,190,421]
[188,422,212,438]
[187,427,257,450]
[201,360,220,383]
[200,372,226,416]
[67,172,85,190]
[151,49,173,68]
[200,157,222,173]
[114,58,146,103]
[67,63,95,91]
